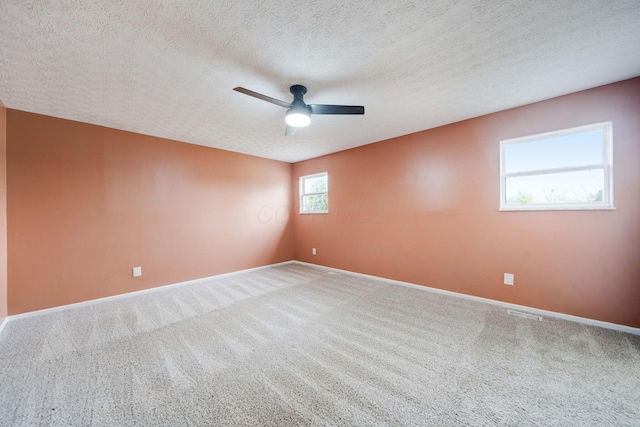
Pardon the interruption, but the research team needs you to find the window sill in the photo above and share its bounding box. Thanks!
[499,206,616,212]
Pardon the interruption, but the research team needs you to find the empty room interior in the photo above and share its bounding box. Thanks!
[1,1,639,425]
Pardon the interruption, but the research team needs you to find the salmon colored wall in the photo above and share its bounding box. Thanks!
[293,78,640,328]
[0,100,6,322]
[7,110,293,314]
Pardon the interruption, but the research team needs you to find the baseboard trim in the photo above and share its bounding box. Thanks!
[3,260,637,338]
[0,317,8,337]
[6,261,296,323]
[293,261,640,336]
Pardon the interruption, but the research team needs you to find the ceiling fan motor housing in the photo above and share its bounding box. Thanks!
[288,85,311,122]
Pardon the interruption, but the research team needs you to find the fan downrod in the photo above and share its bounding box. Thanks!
[290,85,307,102]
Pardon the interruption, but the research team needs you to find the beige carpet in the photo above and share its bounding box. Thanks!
[0,263,638,426]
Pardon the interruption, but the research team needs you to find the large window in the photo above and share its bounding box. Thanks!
[500,122,613,211]
[300,172,328,214]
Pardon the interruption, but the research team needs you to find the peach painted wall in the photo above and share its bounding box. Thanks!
[293,78,640,328]
[7,110,293,314]
[0,100,7,322]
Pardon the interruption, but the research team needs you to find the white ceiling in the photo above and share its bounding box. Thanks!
[1,1,639,163]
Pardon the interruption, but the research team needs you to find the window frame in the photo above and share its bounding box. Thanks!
[299,172,329,214]
[499,122,614,211]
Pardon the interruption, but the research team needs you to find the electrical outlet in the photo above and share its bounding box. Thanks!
[504,273,514,286]
[133,266,142,277]
[312,248,316,255]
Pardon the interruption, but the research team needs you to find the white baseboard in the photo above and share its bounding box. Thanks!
[0,316,8,337]
[3,259,637,338]
[292,261,640,336]
[6,261,296,323]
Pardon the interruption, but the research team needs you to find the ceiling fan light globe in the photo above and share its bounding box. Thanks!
[285,110,311,127]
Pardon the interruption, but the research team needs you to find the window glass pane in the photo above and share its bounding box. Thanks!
[505,169,604,205]
[505,130,603,173]
[302,194,328,211]
[303,175,327,194]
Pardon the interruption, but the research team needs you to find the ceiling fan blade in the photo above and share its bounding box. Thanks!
[284,125,297,136]
[308,104,365,115]
[233,87,291,109]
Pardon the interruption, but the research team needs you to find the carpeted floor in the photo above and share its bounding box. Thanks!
[0,263,639,426]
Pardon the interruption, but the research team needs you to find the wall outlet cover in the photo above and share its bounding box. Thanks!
[504,273,514,286]
[133,266,142,277]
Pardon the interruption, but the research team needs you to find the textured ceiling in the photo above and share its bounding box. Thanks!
[1,1,639,163]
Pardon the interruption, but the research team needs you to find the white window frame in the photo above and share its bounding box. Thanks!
[500,122,614,211]
[299,172,329,214]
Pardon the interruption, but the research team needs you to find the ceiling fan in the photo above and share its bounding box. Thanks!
[233,85,365,135]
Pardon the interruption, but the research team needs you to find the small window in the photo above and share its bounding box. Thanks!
[500,122,613,211]
[300,172,328,214]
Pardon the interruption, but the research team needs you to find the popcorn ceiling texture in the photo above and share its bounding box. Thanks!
[0,1,639,162]
[0,264,639,425]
